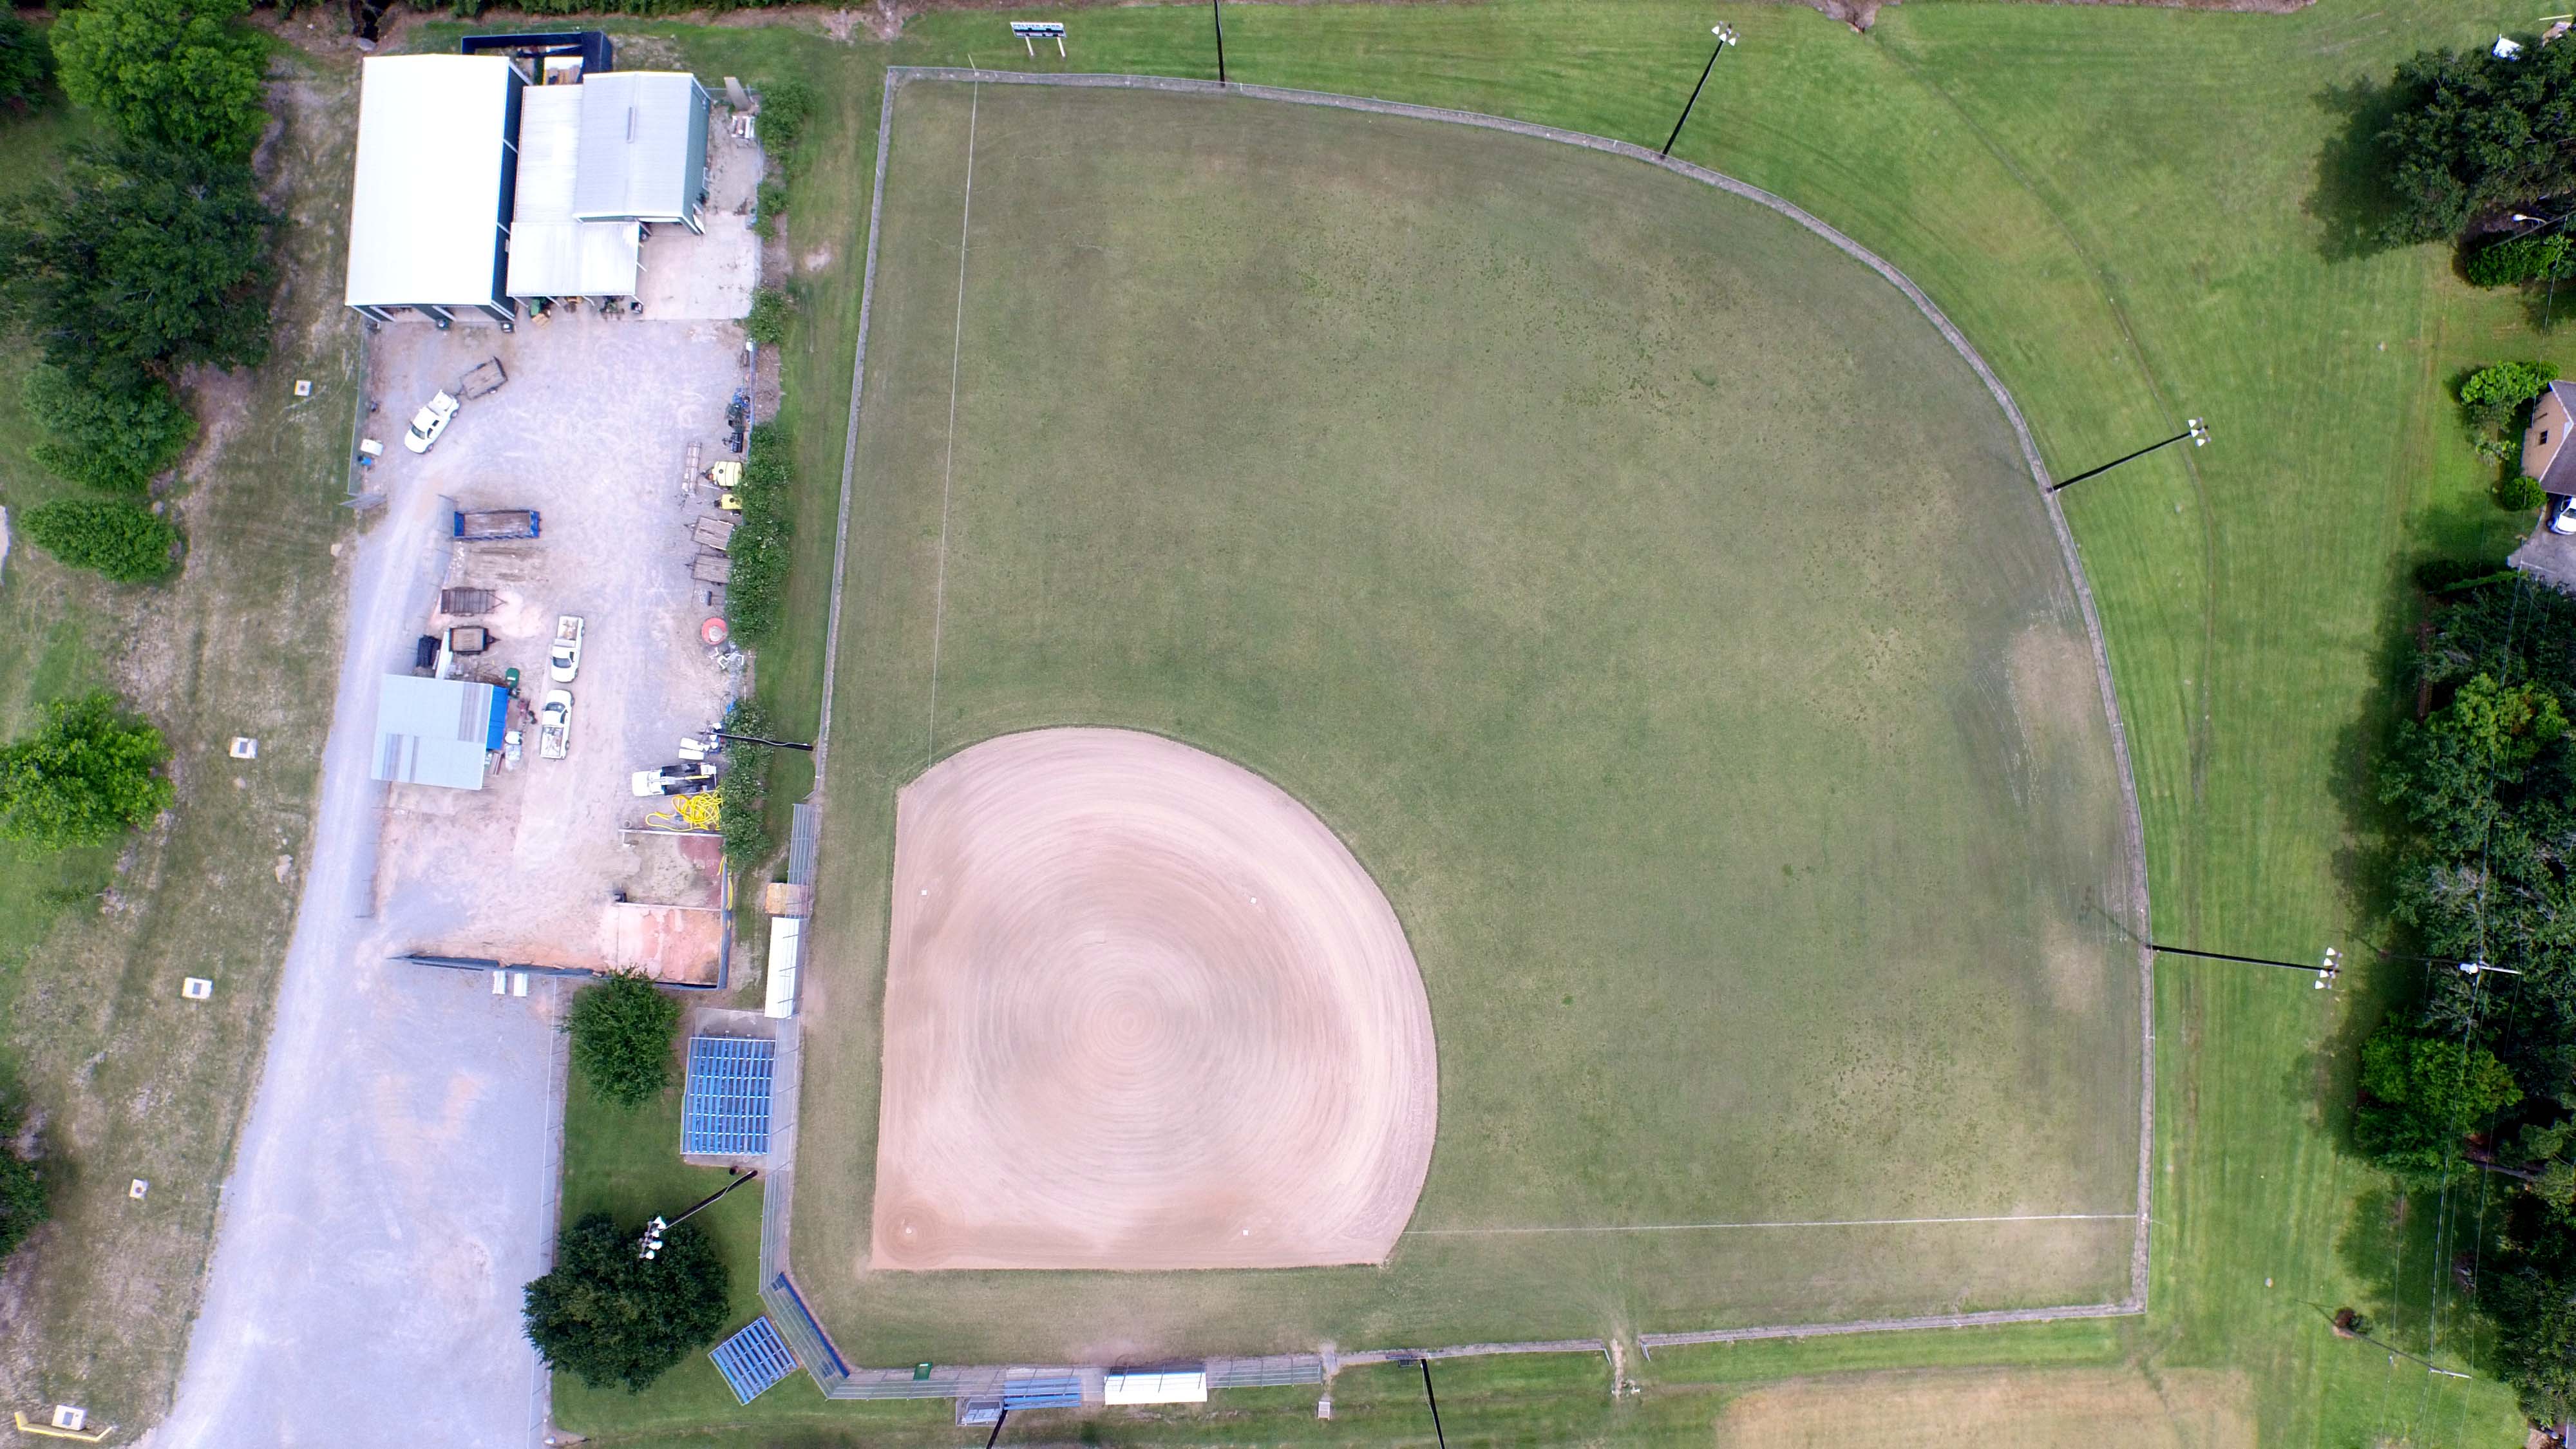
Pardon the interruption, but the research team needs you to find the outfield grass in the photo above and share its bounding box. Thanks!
[788,75,2143,1361]
[545,0,2550,1440]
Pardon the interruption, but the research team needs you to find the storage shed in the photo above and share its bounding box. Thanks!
[345,56,524,326]
[574,71,714,233]
[506,84,642,300]
[372,674,507,791]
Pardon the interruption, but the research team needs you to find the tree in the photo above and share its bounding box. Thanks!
[2467,232,2576,288]
[0,692,174,849]
[0,9,51,113]
[2459,359,2561,433]
[522,1211,728,1393]
[18,498,179,582]
[2486,1258,2576,1426]
[0,139,274,393]
[49,0,267,160]
[721,428,792,644]
[23,365,196,494]
[2354,1021,2523,1183]
[566,972,680,1107]
[715,700,774,871]
[0,1107,48,1262]
[743,287,792,347]
[2377,39,2576,245]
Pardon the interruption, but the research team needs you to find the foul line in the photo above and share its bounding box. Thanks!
[922,82,980,769]
[1405,1212,2133,1237]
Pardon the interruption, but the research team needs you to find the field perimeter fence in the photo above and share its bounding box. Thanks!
[759,65,2158,1408]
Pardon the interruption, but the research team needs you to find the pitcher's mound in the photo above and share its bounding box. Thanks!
[869,727,1438,1271]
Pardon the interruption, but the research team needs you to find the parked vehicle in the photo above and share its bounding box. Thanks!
[630,762,716,797]
[403,392,460,453]
[537,690,574,760]
[453,509,540,540]
[549,615,586,683]
[2552,495,2576,536]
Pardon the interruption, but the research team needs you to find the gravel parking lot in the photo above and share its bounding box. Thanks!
[363,315,747,974]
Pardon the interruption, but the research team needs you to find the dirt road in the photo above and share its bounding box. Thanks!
[869,728,1437,1273]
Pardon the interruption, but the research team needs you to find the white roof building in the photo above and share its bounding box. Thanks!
[345,56,522,325]
[506,84,641,299]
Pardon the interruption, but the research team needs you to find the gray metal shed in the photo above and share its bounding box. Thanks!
[372,674,506,790]
[573,72,712,233]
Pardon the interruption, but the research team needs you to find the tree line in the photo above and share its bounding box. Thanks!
[0,0,277,583]
[2357,574,2576,1424]
[0,0,266,1273]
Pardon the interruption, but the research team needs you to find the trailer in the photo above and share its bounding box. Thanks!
[439,587,497,616]
[453,509,541,540]
[458,357,509,401]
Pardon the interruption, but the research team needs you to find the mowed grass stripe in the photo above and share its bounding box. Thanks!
[793,79,2141,1364]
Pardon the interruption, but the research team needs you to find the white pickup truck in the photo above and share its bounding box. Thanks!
[549,615,585,683]
[537,690,574,760]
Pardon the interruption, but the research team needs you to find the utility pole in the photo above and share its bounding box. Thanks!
[2049,419,2210,493]
[1661,24,1740,158]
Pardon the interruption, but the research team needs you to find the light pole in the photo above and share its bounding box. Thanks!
[2150,942,2341,989]
[636,1168,760,1259]
[1211,0,1227,84]
[1661,24,1740,158]
[1417,1358,1449,1449]
[2049,418,2210,494]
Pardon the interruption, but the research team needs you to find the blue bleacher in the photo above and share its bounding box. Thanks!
[680,1036,774,1156]
[708,1316,799,1405]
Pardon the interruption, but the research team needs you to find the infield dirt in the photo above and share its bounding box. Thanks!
[871,726,1436,1272]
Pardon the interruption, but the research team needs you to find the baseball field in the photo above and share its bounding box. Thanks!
[790,77,2145,1365]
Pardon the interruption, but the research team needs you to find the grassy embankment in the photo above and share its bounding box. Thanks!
[0,52,370,1425]
[546,0,2544,1441]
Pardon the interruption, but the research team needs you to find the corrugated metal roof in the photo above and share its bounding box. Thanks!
[346,57,515,309]
[370,674,498,790]
[509,85,641,296]
[573,72,708,223]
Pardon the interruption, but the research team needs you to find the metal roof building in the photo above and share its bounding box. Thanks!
[506,85,641,300]
[574,72,714,234]
[372,674,507,791]
[345,56,524,326]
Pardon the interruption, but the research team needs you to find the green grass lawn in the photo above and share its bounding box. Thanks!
[540,0,2553,1441]
[0,61,377,1421]
[549,1058,782,1433]
[794,75,2144,1361]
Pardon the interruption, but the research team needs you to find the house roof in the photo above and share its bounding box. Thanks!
[2536,381,2576,496]
[573,72,708,223]
[507,86,641,297]
[372,674,502,790]
[346,56,515,310]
